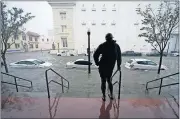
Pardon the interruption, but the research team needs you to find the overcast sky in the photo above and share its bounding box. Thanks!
[5,1,163,52]
[6,1,53,36]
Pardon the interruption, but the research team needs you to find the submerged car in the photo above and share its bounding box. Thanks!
[66,59,98,69]
[10,59,52,68]
[125,59,167,70]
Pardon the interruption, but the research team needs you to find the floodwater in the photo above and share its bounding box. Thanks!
[1,51,179,98]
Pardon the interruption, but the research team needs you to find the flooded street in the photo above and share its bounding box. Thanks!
[1,51,179,97]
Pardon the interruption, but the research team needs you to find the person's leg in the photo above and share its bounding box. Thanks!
[107,77,113,98]
[101,78,106,98]
[99,67,106,101]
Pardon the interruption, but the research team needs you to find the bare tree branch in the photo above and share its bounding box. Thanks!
[151,43,160,53]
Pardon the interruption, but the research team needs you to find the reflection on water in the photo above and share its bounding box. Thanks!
[99,98,121,119]
[128,98,164,107]
[48,93,61,119]
[113,98,120,119]
[99,100,112,119]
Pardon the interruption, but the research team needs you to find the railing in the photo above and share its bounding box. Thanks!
[146,72,179,95]
[45,68,69,98]
[1,72,33,92]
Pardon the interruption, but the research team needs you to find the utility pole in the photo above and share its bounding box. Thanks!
[87,29,91,74]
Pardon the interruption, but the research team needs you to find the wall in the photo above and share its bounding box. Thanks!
[164,33,179,53]
[50,2,75,51]
[7,34,24,52]
[38,35,53,50]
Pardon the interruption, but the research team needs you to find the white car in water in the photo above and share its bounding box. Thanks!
[10,59,52,68]
[66,59,98,69]
[125,59,167,70]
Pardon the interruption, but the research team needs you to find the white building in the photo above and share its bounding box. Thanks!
[48,1,179,54]
[7,31,25,53]
[164,32,179,53]
[7,31,54,53]
[39,35,54,50]
[48,1,75,54]
[48,1,121,54]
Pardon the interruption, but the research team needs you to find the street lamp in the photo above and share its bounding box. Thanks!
[87,29,91,74]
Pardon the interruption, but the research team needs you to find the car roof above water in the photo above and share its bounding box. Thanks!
[131,59,151,62]
[20,59,38,62]
[75,59,85,61]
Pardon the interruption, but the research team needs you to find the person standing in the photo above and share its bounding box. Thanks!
[93,33,122,101]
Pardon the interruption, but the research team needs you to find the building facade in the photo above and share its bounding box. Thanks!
[48,1,75,54]
[48,1,179,54]
[150,32,179,54]
[7,31,53,53]
[7,31,26,53]
[165,32,179,53]
[39,35,54,50]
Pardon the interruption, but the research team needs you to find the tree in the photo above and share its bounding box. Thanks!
[136,1,179,74]
[1,2,35,73]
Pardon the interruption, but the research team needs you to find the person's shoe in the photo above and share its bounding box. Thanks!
[102,96,106,101]
[108,94,114,100]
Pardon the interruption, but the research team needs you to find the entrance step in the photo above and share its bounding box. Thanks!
[2,96,178,118]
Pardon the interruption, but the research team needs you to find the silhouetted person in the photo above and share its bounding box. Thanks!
[99,100,113,119]
[93,33,121,101]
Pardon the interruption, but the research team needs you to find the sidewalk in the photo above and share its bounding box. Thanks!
[1,95,178,118]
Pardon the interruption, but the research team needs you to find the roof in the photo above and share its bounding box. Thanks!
[26,31,40,37]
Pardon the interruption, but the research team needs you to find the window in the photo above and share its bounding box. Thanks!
[47,39,49,42]
[82,22,86,25]
[61,37,68,47]
[61,25,67,32]
[137,61,147,65]
[112,4,116,11]
[35,38,38,41]
[15,43,20,49]
[13,35,19,40]
[81,4,86,11]
[101,21,106,25]
[33,60,45,64]
[29,44,33,49]
[102,4,106,11]
[16,61,35,65]
[29,36,32,41]
[74,61,92,65]
[22,34,26,40]
[92,21,96,25]
[111,21,116,26]
[127,60,133,64]
[60,12,66,20]
[147,61,157,65]
[35,44,38,48]
[52,43,55,50]
[7,43,11,48]
[92,4,96,11]
[42,39,44,42]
